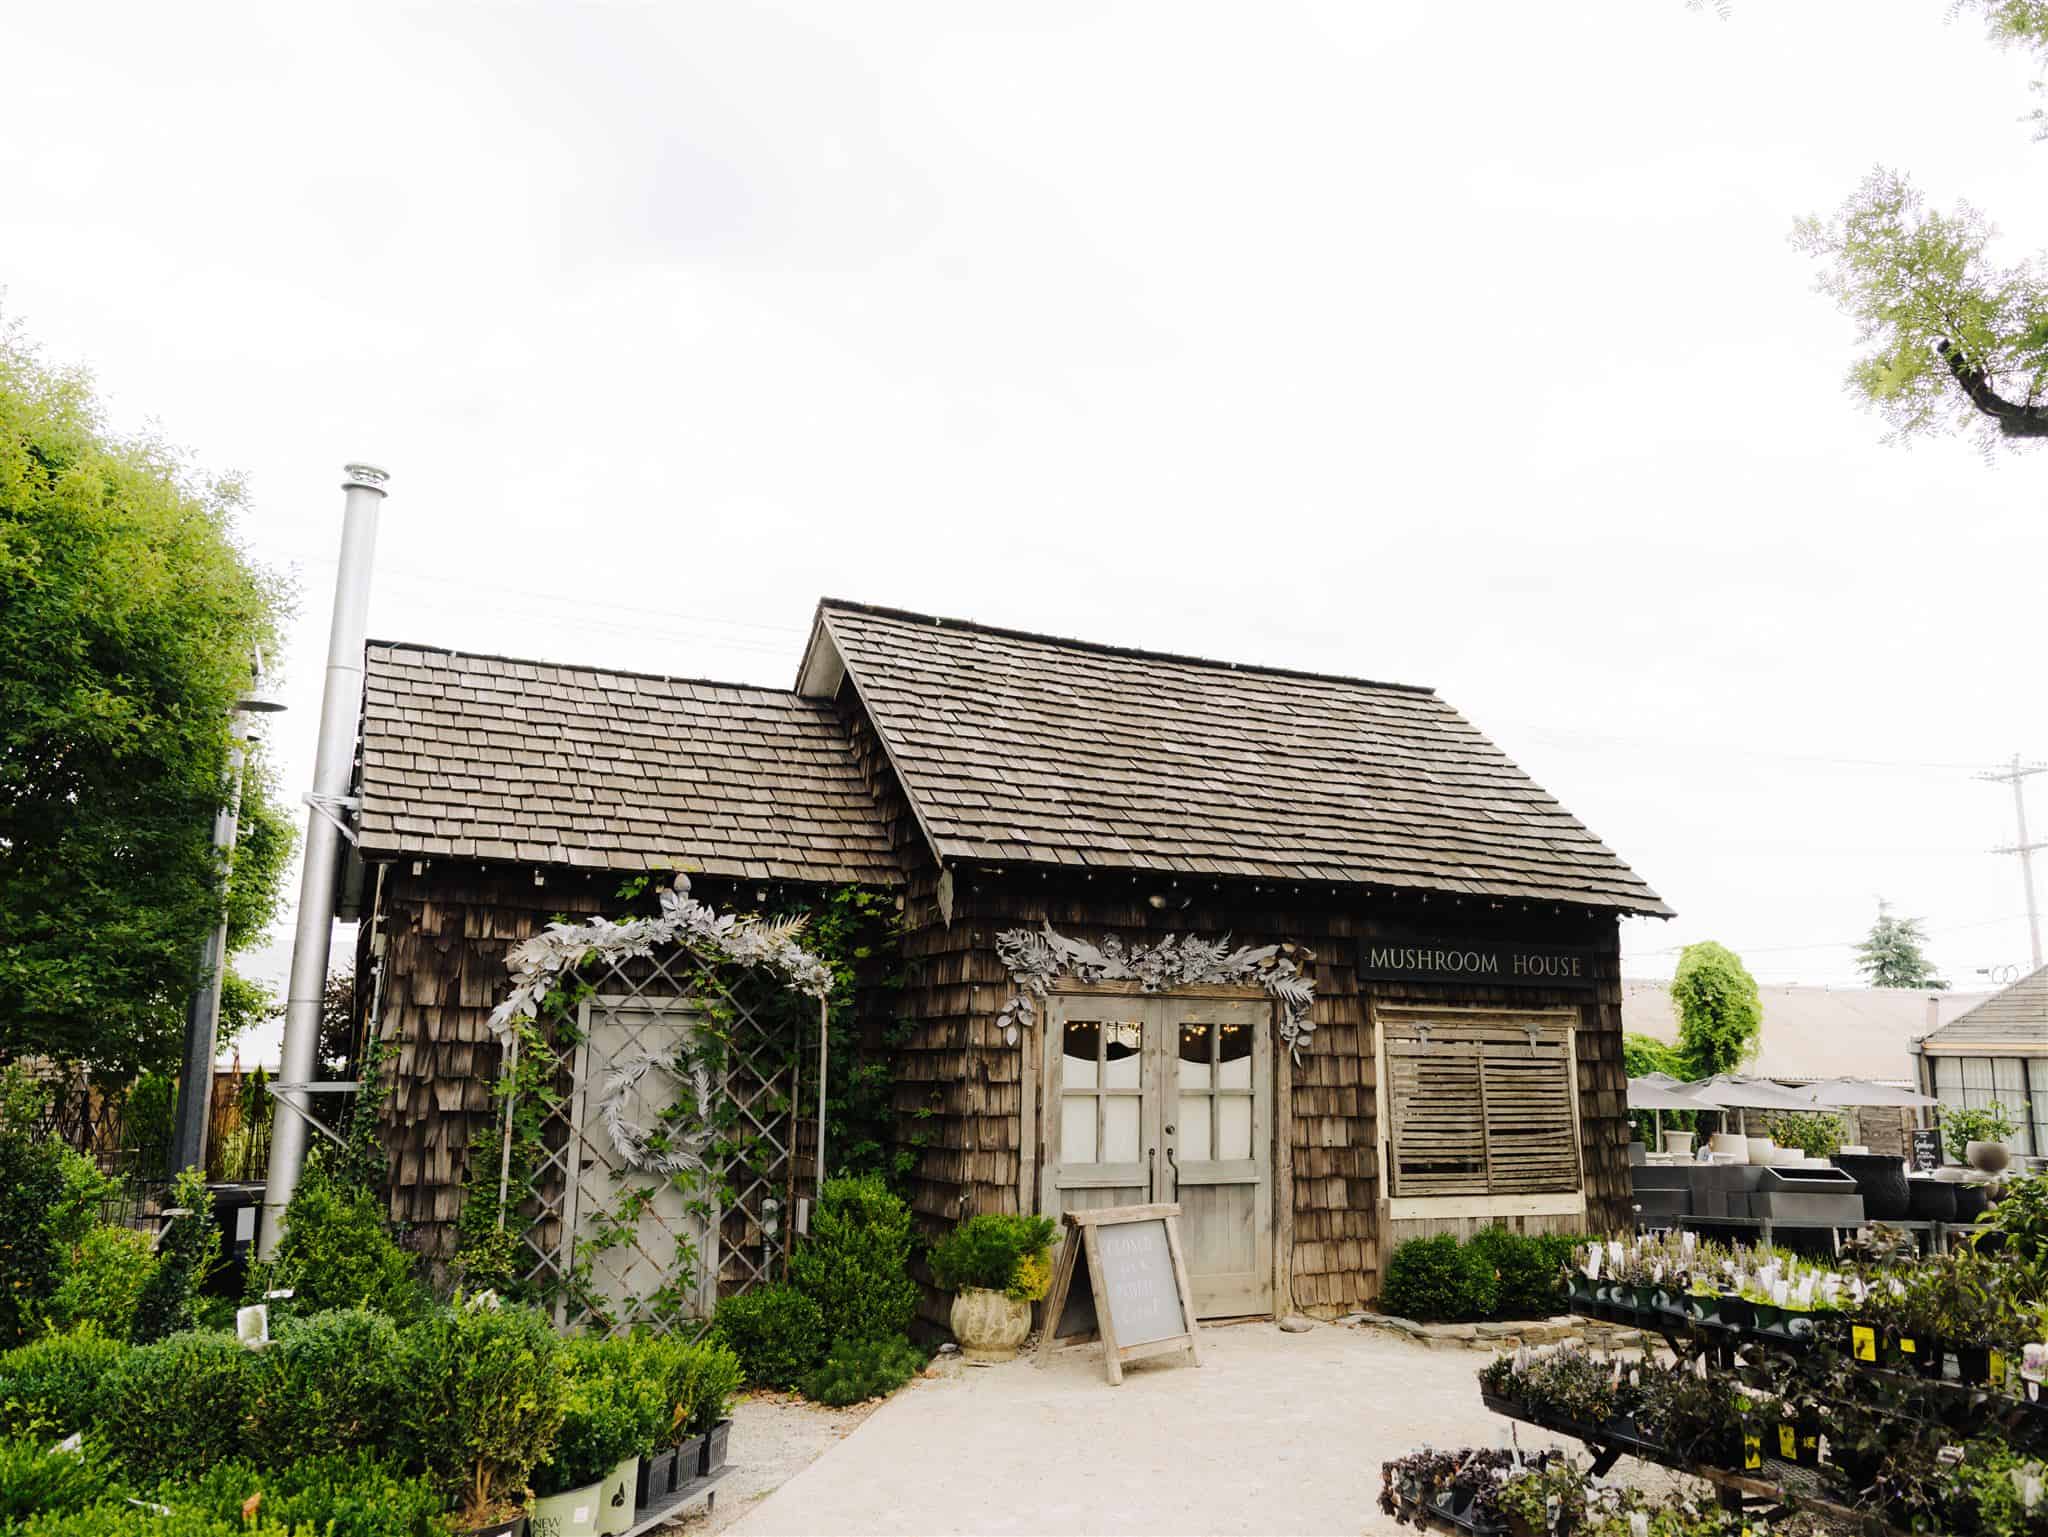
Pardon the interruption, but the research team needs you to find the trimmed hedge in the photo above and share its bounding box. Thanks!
[713,1283,827,1390]
[1467,1227,1579,1321]
[1380,1235,1498,1323]
[242,1308,409,1466]
[789,1174,919,1348]
[0,1330,125,1440]
[97,1331,251,1484]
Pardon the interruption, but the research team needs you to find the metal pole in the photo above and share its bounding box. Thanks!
[2013,756,2044,972]
[815,996,829,1196]
[170,712,252,1176]
[258,464,388,1257]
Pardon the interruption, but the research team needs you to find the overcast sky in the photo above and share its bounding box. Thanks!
[9,1,2048,1060]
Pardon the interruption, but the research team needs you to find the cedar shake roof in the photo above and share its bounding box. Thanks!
[802,600,1672,917]
[355,642,902,884]
[1919,965,2048,1050]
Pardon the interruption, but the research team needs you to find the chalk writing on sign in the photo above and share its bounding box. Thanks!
[1094,1218,1185,1347]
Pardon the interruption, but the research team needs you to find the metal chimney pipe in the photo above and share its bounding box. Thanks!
[258,463,388,1258]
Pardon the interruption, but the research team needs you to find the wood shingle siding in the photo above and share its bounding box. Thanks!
[356,643,903,884]
[808,600,1669,917]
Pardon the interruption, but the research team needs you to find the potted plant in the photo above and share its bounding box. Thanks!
[1941,1103,2018,1173]
[533,1349,665,1537]
[928,1212,1058,1363]
[1495,1456,1585,1537]
[402,1295,567,1537]
[691,1338,743,1479]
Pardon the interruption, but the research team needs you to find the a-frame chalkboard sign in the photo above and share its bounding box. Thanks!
[1033,1202,1201,1384]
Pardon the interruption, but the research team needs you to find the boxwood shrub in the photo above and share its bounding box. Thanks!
[799,1333,926,1407]
[242,1308,408,1467]
[712,1282,826,1390]
[246,1164,427,1323]
[0,1330,125,1439]
[1379,1235,1499,1323]
[159,1449,449,1537]
[788,1174,918,1346]
[400,1296,565,1521]
[535,1338,667,1496]
[95,1330,250,1484]
[0,1432,121,1523]
[1467,1227,1578,1321]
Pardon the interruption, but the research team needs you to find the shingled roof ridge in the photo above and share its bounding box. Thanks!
[814,598,1438,697]
[366,637,806,700]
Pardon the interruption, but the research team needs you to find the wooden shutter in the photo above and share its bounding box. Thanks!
[1384,1013,1582,1199]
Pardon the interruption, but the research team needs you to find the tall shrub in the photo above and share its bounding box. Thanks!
[242,1308,408,1467]
[401,1298,565,1522]
[131,1170,223,1345]
[789,1173,917,1346]
[0,1130,65,1348]
[248,1162,424,1321]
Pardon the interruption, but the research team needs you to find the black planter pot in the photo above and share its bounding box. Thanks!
[1954,1343,1993,1384]
[1953,1183,1991,1223]
[1832,1154,1912,1221]
[699,1418,733,1477]
[636,1447,677,1510]
[1911,1335,1948,1379]
[671,1432,706,1488]
[1908,1178,1958,1223]
[454,1519,526,1537]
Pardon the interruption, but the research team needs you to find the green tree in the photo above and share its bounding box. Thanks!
[1669,941,1762,1077]
[1787,5,2048,448]
[0,321,294,1075]
[1854,900,1948,989]
[1624,1032,1685,1079]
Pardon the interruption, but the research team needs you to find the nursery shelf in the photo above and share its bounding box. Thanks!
[617,1465,734,1537]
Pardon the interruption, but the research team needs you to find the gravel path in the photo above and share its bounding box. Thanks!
[654,1387,887,1535]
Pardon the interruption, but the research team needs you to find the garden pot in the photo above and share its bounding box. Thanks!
[455,1519,527,1537]
[949,1285,1031,1362]
[667,1433,706,1490]
[1908,1334,1946,1379]
[529,1481,603,1537]
[699,1417,733,1477]
[1968,1140,2012,1175]
[634,1447,676,1511]
[1907,1178,1957,1222]
[1662,1130,1695,1157]
[1832,1154,1911,1221]
[1710,1132,1748,1161]
[1746,1136,1777,1166]
[596,1457,637,1536]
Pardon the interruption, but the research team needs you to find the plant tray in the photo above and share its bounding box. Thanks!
[615,1464,732,1537]
[1387,1492,1509,1537]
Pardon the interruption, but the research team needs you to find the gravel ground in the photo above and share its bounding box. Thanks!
[654,1385,890,1535]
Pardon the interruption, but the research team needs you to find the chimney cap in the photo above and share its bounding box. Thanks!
[342,463,390,493]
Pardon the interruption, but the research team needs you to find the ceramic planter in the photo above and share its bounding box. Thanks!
[1967,1140,2012,1175]
[1662,1130,1695,1157]
[699,1418,733,1477]
[1954,1182,1991,1223]
[950,1285,1031,1361]
[595,1457,637,1536]
[1832,1154,1911,1221]
[1745,1136,1776,1166]
[529,1480,604,1537]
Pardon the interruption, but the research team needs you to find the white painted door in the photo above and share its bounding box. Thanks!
[1044,994,1273,1318]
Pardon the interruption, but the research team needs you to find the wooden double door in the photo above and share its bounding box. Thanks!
[1042,993,1273,1318]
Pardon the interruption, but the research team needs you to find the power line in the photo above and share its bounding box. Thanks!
[1980,755,2048,971]
[1640,911,2030,958]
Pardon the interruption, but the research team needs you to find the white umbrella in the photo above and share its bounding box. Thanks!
[1628,1076,1711,1149]
[1801,1078,1938,1109]
[1685,1074,1819,1134]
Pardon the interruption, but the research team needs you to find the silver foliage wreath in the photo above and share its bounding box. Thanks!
[597,1049,717,1174]
[994,922,1317,1061]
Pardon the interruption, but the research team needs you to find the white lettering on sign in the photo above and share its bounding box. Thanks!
[1365,945,1585,981]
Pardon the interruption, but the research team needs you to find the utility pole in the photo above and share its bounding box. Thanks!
[1980,754,2048,973]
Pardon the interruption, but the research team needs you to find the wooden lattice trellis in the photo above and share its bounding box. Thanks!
[484,879,831,1337]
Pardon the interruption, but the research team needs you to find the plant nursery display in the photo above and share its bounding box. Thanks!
[929,1212,1058,1362]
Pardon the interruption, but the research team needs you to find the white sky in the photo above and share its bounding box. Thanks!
[8,1,2048,1064]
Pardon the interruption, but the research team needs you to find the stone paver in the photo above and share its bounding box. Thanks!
[724,1320,1632,1537]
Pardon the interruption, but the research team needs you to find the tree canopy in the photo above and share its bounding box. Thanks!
[1669,941,1763,1078]
[0,321,294,1075]
[1854,899,1949,989]
[1789,4,2048,449]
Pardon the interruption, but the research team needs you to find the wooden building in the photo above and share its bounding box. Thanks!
[345,600,1669,1318]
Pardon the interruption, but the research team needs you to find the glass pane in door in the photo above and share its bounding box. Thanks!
[1103,1022,1143,1088]
[1063,1022,1100,1089]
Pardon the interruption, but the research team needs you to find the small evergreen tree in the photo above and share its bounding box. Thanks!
[1855,900,1948,990]
[1669,942,1762,1079]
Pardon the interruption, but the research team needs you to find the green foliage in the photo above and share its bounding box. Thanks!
[630,1333,744,1440]
[536,1337,667,1494]
[96,1330,249,1484]
[1764,1110,1847,1160]
[44,1227,159,1341]
[1622,1033,1684,1079]
[927,1213,1058,1300]
[154,1451,451,1537]
[123,1073,177,1181]
[131,1171,222,1345]
[1942,1101,2020,1162]
[400,1296,566,1521]
[789,1173,918,1347]
[12,1507,298,1536]
[241,1308,408,1468]
[0,1434,122,1525]
[0,1131,65,1348]
[246,1162,424,1322]
[801,886,916,1186]
[1853,901,1947,989]
[1466,1227,1578,1321]
[44,1145,121,1250]
[0,1330,125,1439]
[0,325,294,1076]
[1668,942,1761,1078]
[711,1283,827,1390]
[1380,1235,1500,1323]
[798,1332,926,1407]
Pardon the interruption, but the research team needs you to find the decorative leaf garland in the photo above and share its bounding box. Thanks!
[993,922,1317,1059]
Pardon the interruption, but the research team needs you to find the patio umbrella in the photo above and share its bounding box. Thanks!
[1627,1076,1710,1149]
[1800,1078,1938,1109]
[1685,1074,1819,1134]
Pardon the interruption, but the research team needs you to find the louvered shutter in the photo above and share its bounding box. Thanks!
[1384,1014,1582,1199]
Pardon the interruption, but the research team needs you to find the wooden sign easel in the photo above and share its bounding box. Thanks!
[1033,1202,1201,1385]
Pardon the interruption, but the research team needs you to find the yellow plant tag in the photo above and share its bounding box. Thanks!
[1993,1351,2008,1385]
[1778,1424,1797,1458]
[1743,1431,1762,1471]
[1852,1324,1876,1362]
[1900,1335,1917,1356]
